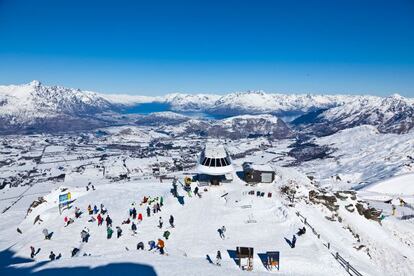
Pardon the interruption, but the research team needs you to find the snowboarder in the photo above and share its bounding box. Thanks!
[49,251,56,261]
[116,226,122,238]
[122,218,131,224]
[158,217,163,229]
[105,215,112,227]
[291,235,297,248]
[71,247,80,257]
[131,222,137,234]
[146,206,151,217]
[137,242,144,250]
[169,215,174,228]
[107,227,114,239]
[157,239,165,255]
[148,240,156,251]
[216,250,222,266]
[163,230,170,240]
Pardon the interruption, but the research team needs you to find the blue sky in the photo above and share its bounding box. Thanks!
[0,0,413,96]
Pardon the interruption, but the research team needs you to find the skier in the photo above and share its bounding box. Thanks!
[163,230,171,240]
[216,250,222,266]
[146,206,151,217]
[160,196,164,207]
[107,227,114,239]
[169,215,174,228]
[148,240,156,251]
[137,242,144,250]
[116,226,123,238]
[17,228,22,234]
[158,217,163,229]
[97,213,103,226]
[156,202,161,212]
[49,251,56,261]
[291,235,297,248]
[105,215,112,227]
[157,239,165,255]
[131,222,137,234]
[138,213,143,222]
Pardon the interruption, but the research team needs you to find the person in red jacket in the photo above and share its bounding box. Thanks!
[97,213,103,226]
[138,213,143,222]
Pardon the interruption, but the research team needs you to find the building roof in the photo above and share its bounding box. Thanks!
[204,144,227,158]
[243,162,274,172]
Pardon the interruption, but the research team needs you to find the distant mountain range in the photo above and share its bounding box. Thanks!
[0,80,413,136]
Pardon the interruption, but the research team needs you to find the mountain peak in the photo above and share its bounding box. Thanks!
[29,80,41,87]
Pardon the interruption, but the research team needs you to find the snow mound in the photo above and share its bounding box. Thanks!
[364,173,414,195]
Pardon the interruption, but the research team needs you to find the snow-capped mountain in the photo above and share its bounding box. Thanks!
[293,94,414,135]
[1,81,413,135]
[0,81,116,134]
[159,114,293,139]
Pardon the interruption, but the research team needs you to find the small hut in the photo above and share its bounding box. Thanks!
[236,246,254,271]
[242,162,275,184]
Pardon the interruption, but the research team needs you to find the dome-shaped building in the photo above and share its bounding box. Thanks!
[196,144,234,185]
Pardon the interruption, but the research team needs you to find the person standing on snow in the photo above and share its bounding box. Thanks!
[157,239,165,255]
[169,215,174,228]
[132,208,137,220]
[216,250,222,266]
[146,206,151,217]
[138,212,143,222]
[291,235,297,248]
[137,242,144,250]
[160,196,164,207]
[49,251,56,261]
[116,226,123,238]
[30,246,36,258]
[105,215,112,227]
[158,217,163,229]
[194,186,200,197]
[93,205,98,214]
[87,205,93,215]
[131,222,137,234]
[97,213,103,226]
[107,227,114,239]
